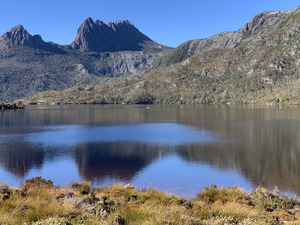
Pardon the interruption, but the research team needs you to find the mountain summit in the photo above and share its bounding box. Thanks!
[0,25,44,48]
[71,18,168,52]
[0,25,64,53]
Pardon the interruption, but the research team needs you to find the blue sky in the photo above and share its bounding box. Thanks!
[0,0,299,47]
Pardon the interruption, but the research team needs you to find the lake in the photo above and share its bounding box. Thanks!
[0,105,300,198]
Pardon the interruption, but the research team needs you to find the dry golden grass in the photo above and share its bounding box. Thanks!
[0,178,300,224]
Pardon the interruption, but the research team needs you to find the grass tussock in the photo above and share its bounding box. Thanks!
[0,178,300,224]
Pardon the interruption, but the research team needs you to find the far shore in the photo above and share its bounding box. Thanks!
[0,101,24,110]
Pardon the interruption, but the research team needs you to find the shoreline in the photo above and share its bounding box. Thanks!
[0,101,25,110]
[21,100,300,107]
[1,177,300,224]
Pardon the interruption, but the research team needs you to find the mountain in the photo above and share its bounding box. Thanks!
[0,25,65,53]
[71,18,169,52]
[0,19,172,102]
[0,25,41,48]
[23,6,300,105]
[155,9,293,67]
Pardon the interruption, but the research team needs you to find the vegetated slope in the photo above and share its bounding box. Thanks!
[154,9,294,68]
[24,6,300,105]
[0,19,172,102]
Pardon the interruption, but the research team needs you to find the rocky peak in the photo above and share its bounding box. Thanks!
[0,25,65,53]
[111,20,133,26]
[71,18,160,52]
[14,25,25,32]
[82,17,96,29]
[95,20,105,26]
[107,20,141,34]
[122,20,133,25]
[0,25,34,47]
[240,10,292,34]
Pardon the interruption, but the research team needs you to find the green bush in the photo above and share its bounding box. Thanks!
[25,177,53,187]
[70,181,91,195]
[197,185,250,204]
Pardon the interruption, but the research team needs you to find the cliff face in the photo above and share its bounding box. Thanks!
[70,18,169,52]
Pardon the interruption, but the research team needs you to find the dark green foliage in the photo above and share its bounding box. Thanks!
[155,40,196,67]
[70,182,91,195]
[0,101,24,109]
[242,30,252,40]
[197,185,250,204]
[131,91,156,104]
[115,214,126,225]
[25,177,53,187]
[0,185,11,200]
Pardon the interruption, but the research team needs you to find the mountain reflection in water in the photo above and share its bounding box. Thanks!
[75,142,162,182]
[23,124,215,146]
[0,105,300,198]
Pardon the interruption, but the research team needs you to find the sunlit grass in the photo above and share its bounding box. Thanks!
[0,178,300,224]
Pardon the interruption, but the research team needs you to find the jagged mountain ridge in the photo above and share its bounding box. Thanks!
[23,6,300,105]
[0,19,172,102]
[71,18,168,52]
[0,18,170,53]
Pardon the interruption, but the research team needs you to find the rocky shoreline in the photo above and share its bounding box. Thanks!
[0,101,24,110]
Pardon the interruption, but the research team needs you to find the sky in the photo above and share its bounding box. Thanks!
[0,0,299,48]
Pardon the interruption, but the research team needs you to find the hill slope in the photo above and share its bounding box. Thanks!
[0,19,172,102]
[23,6,300,105]
[155,9,293,67]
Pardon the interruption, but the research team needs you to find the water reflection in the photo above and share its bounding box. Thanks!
[10,123,214,146]
[177,121,300,194]
[0,142,45,176]
[0,105,300,197]
[75,142,163,182]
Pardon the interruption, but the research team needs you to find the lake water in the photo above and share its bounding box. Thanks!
[0,105,300,198]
